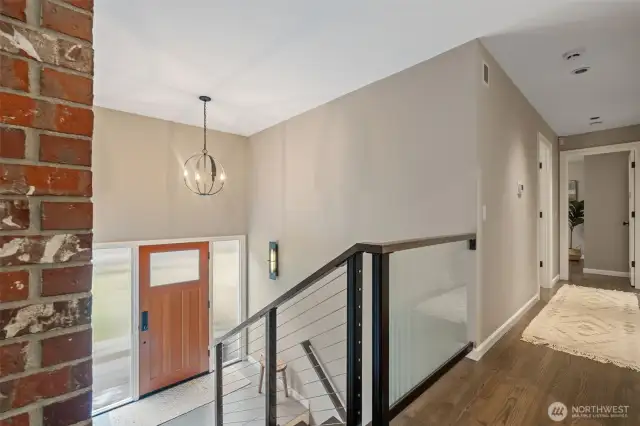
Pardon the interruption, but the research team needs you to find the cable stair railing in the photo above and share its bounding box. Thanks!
[213,233,476,426]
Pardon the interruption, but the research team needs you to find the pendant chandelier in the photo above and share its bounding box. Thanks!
[183,96,226,196]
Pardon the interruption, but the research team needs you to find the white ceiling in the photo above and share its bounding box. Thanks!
[94,0,621,137]
[483,2,640,136]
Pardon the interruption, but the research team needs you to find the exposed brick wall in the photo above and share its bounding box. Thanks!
[0,0,93,424]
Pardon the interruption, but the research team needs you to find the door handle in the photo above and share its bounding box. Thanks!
[624,221,630,226]
[141,311,149,331]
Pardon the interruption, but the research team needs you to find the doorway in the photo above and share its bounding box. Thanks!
[567,154,632,284]
[139,242,210,395]
[560,142,639,287]
[538,133,553,288]
[91,236,246,416]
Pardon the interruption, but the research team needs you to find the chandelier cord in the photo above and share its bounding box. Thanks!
[203,99,208,154]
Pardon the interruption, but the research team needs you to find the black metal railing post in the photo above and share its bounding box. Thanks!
[347,253,363,426]
[214,342,224,426]
[372,253,390,426]
[265,308,278,426]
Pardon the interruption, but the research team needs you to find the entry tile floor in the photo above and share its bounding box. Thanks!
[94,361,307,426]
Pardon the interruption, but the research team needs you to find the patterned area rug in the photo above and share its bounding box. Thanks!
[522,285,640,371]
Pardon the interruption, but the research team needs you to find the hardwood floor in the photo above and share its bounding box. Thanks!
[393,263,640,426]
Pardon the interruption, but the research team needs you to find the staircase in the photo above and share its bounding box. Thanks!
[213,234,476,426]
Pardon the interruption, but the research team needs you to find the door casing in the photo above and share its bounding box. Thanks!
[538,133,554,288]
[560,141,640,287]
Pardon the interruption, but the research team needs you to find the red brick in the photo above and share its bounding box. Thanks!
[0,270,28,302]
[41,202,92,230]
[42,1,92,42]
[41,265,92,297]
[0,164,92,196]
[0,297,91,340]
[0,93,93,137]
[0,128,25,160]
[60,0,93,12]
[0,22,93,74]
[0,234,92,267]
[41,329,91,367]
[0,413,29,426]
[39,134,91,166]
[0,55,28,92]
[70,359,91,388]
[0,199,29,230]
[41,68,92,105]
[0,342,27,378]
[43,392,91,426]
[4,367,68,409]
[0,0,26,21]
[6,362,89,410]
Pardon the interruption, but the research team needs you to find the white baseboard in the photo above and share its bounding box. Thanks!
[583,268,629,278]
[467,293,539,361]
[541,274,560,289]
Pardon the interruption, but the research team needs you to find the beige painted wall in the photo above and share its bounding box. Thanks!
[583,152,629,272]
[476,42,558,341]
[93,107,249,243]
[560,124,640,151]
[247,40,478,312]
[248,40,479,423]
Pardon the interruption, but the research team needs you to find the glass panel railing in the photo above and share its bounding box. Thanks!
[388,240,473,404]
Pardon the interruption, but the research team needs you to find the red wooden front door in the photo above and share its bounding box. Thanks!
[139,242,209,395]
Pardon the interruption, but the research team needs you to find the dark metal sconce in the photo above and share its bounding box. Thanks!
[269,241,278,280]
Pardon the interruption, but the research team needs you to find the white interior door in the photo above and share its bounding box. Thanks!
[629,151,635,288]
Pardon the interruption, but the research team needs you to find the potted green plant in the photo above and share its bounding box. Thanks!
[569,199,584,261]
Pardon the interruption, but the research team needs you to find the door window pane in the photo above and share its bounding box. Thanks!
[150,249,200,286]
[92,247,132,412]
[212,240,241,362]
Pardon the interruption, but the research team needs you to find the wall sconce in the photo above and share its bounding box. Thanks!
[269,241,278,280]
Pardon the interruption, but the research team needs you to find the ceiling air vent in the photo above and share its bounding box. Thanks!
[483,62,490,86]
[571,66,590,75]
[562,48,585,61]
[589,116,603,125]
